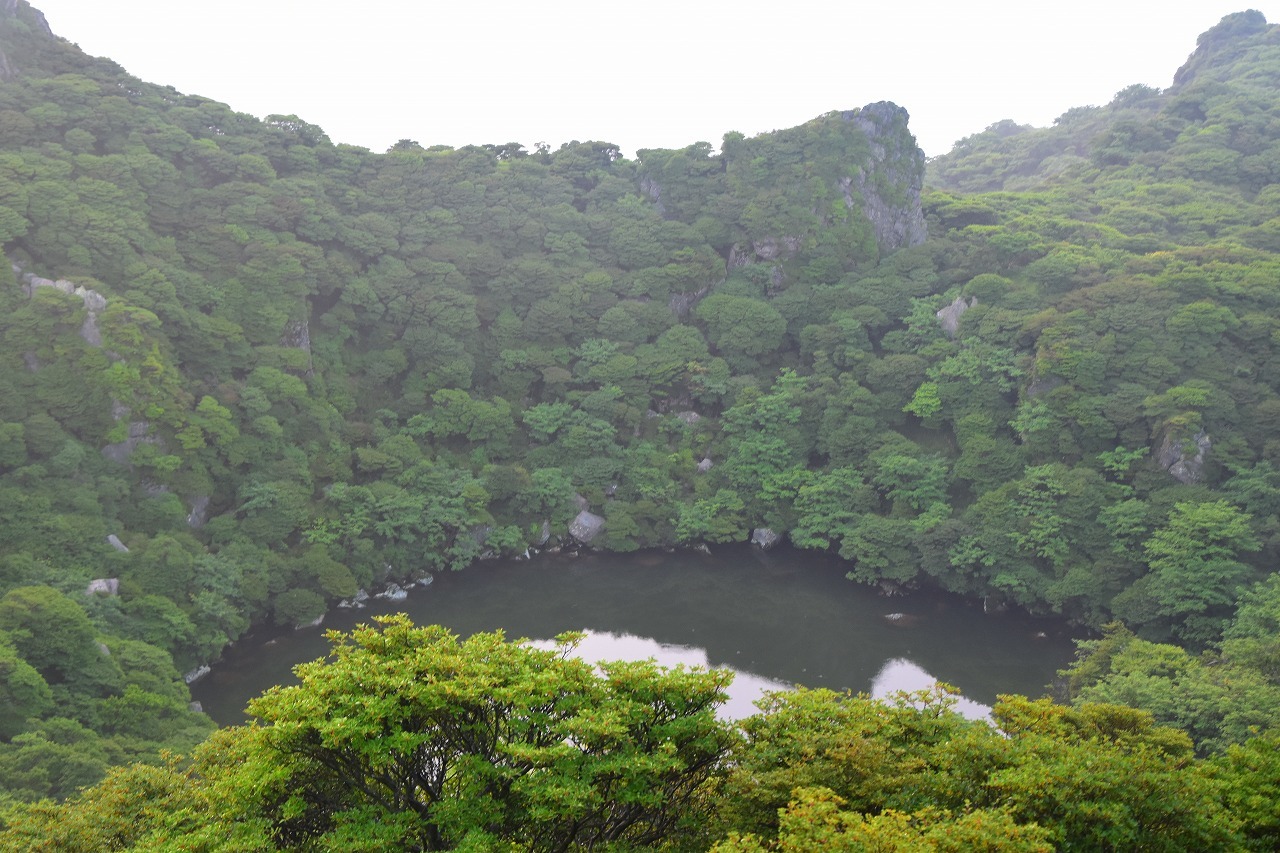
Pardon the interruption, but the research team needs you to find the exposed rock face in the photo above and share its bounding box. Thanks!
[102,420,156,465]
[376,583,408,602]
[1172,10,1270,89]
[85,578,119,596]
[79,288,107,345]
[936,296,976,338]
[1156,430,1211,484]
[749,236,803,262]
[0,0,52,78]
[668,285,711,320]
[17,266,109,347]
[280,317,314,374]
[186,495,210,529]
[1,0,49,33]
[569,510,606,544]
[338,589,370,609]
[696,457,713,473]
[843,101,928,251]
[184,665,211,685]
[726,242,790,293]
[1026,374,1065,398]
[640,101,925,291]
[12,264,165,465]
[106,534,129,553]
[638,175,665,216]
[751,528,782,550]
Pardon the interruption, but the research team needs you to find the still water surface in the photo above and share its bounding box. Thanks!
[191,546,1079,724]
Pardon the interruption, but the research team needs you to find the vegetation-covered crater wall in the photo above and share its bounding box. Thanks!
[1,1,1280,825]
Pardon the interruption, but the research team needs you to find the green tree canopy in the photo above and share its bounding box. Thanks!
[201,615,735,851]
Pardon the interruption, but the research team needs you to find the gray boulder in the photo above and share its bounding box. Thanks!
[85,578,119,596]
[936,296,976,338]
[569,510,606,544]
[184,665,211,685]
[751,528,783,550]
[376,583,408,602]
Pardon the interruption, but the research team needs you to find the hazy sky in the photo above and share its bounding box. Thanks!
[25,1,1280,158]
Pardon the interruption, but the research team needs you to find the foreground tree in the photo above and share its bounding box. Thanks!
[712,687,1242,851]
[200,615,735,851]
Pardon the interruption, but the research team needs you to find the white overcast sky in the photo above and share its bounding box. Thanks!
[24,1,1280,158]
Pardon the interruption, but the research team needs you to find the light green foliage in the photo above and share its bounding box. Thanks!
[715,686,1237,851]
[1059,624,1280,754]
[677,489,748,544]
[4,4,1280,812]
[203,615,734,851]
[0,631,1274,848]
[712,788,1053,852]
[1221,573,1280,681]
[1215,728,1280,851]
[1129,500,1262,644]
[0,759,242,852]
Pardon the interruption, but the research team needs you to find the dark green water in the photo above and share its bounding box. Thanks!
[191,545,1079,723]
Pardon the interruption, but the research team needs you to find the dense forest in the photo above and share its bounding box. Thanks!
[1,0,1279,845]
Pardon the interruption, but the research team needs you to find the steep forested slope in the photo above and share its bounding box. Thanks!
[1,0,1280,816]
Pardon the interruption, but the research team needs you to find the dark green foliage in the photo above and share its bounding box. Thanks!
[0,0,1279,816]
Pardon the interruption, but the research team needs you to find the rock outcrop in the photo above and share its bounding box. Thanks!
[280,318,314,375]
[843,101,929,251]
[376,583,408,602]
[936,296,976,338]
[1172,10,1271,89]
[85,578,119,596]
[186,496,211,529]
[569,510,606,545]
[1156,430,1211,484]
[751,528,782,550]
[183,665,211,685]
[102,420,157,465]
[16,264,108,347]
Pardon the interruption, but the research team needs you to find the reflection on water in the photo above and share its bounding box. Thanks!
[529,630,792,720]
[192,545,1078,725]
[535,633,993,721]
[870,658,992,719]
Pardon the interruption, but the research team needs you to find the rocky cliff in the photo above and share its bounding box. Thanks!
[841,101,928,251]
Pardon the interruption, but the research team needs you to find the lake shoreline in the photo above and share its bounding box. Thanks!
[191,545,1082,726]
